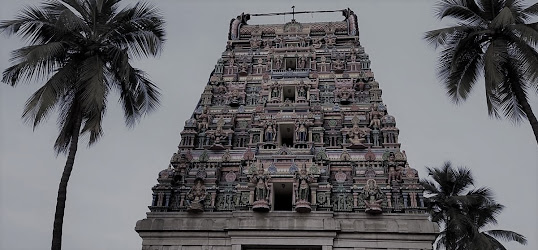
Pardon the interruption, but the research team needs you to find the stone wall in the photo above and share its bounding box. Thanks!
[136,212,438,250]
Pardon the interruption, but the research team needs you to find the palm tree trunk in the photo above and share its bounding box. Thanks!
[513,84,538,145]
[51,114,82,250]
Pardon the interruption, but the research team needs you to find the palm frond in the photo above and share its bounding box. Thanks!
[483,38,508,118]
[485,230,528,244]
[80,105,105,145]
[22,63,77,128]
[509,23,538,47]
[507,31,538,86]
[436,0,486,24]
[2,42,68,86]
[0,5,61,44]
[521,3,538,19]
[54,91,80,154]
[490,6,516,29]
[424,25,479,48]
[497,57,527,123]
[478,0,505,20]
[437,33,484,104]
[105,1,165,58]
[78,55,108,112]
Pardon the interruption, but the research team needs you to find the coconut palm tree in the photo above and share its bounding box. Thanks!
[424,0,538,145]
[458,193,527,250]
[0,1,165,249]
[421,162,527,250]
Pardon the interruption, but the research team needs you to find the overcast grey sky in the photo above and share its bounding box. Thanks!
[1,0,536,249]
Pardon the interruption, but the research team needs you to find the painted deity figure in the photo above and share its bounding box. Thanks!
[265,124,275,142]
[274,57,283,69]
[230,89,240,103]
[298,36,306,47]
[251,168,270,201]
[333,59,344,70]
[349,116,365,145]
[197,106,210,132]
[325,35,336,47]
[295,122,307,142]
[297,84,307,98]
[296,167,313,202]
[312,37,323,49]
[298,56,306,69]
[363,179,384,211]
[186,178,206,210]
[369,104,382,129]
[198,117,209,132]
[271,85,280,99]
[240,61,248,74]
[386,152,402,183]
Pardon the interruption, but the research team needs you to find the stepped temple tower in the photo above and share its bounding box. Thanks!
[136,9,438,250]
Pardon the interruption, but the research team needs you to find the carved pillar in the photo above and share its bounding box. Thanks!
[165,193,170,207]
[157,192,164,206]
[418,193,425,207]
[410,192,417,207]
[211,192,217,207]
[151,194,157,206]
[311,187,317,205]
[372,130,379,147]
[180,193,185,208]
[386,192,392,208]
[292,183,297,205]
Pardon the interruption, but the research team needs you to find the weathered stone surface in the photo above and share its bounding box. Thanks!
[136,212,437,249]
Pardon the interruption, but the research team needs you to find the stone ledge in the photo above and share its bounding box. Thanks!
[136,211,438,235]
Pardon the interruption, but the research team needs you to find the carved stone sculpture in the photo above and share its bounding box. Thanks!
[363,179,384,214]
[186,178,207,212]
[295,166,314,213]
[251,167,270,212]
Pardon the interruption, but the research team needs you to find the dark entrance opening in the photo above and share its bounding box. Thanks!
[284,58,297,70]
[282,86,295,102]
[279,124,294,147]
[273,182,293,211]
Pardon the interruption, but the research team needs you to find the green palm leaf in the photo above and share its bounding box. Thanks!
[426,0,538,144]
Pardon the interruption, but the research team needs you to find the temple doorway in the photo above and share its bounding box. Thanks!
[279,124,294,146]
[272,182,293,211]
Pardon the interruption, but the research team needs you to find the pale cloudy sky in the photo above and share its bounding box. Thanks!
[1,0,536,249]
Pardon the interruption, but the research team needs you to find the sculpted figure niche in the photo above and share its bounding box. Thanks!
[295,121,308,142]
[362,179,385,214]
[251,166,271,212]
[369,103,383,129]
[295,165,314,213]
[186,178,207,212]
[264,121,276,143]
[386,152,403,184]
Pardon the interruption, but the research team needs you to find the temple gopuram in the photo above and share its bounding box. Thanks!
[136,9,438,250]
